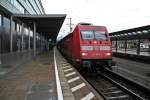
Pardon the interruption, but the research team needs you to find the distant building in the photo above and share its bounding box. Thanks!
[0,0,66,68]
[0,0,46,66]
[0,0,45,14]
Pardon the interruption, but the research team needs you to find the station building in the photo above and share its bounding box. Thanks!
[0,0,66,68]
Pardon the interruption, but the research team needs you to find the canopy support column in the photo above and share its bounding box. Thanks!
[21,23,24,51]
[10,16,13,52]
[33,22,36,56]
[28,27,31,50]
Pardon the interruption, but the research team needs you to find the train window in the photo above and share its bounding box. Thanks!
[95,31,106,41]
[81,31,94,40]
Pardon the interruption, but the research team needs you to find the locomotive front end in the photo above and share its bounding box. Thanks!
[79,26,112,69]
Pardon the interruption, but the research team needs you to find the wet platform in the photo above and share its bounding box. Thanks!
[112,57,150,89]
[0,50,57,100]
[112,49,150,56]
[0,48,103,100]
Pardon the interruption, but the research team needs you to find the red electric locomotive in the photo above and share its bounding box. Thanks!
[58,23,112,70]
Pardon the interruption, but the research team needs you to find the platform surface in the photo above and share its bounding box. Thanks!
[0,49,103,100]
[0,51,57,100]
[112,57,150,89]
[112,49,150,56]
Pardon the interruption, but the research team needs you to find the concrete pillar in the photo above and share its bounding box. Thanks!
[42,36,44,52]
[33,22,36,56]
[21,23,24,51]
[115,38,118,52]
[125,40,127,53]
[28,27,30,50]
[137,39,141,55]
[39,33,42,53]
[148,45,150,54]
[10,16,13,52]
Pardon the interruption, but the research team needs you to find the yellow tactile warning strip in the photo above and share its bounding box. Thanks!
[55,49,104,100]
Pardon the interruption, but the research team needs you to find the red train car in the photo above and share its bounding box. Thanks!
[58,23,112,70]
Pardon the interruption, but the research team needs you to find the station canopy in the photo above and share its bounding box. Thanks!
[13,14,66,40]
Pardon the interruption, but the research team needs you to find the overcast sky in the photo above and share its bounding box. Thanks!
[41,0,150,39]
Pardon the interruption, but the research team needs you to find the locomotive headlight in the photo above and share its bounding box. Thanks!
[81,52,88,56]
[106,53,111,56]
[93,41,97,44]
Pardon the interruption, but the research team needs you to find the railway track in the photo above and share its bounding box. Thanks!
[82,68,150,100]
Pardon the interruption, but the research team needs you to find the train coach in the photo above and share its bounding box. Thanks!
[57,23,113,71]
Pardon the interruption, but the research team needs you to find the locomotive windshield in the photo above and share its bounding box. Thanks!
[81,31,95,40]
[81,30,107,40]
[95,31,106,41]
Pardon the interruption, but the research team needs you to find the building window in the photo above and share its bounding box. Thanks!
[35,0,43,14]
[3,17,10,30]
[24,9,30,14]
[10,0,14,5]
[28,0,38,14]
[24,27,28,35]
[26,0,33,13]
[12,21,15,31]
[14,0,25,13]
[16,23,20,32]
[30,30,33,37]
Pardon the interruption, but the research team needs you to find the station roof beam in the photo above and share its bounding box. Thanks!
[13,14,66,41]
[110,25,150,40]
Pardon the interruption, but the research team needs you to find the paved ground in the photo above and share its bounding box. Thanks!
[112,50,150,56]
[0,51,57,100]
[0,48,104,100]
[1,48,149,99]
[112,57,150,89]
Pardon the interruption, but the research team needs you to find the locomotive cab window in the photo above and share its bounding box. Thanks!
[94,31,107,41]
[81,31,94,40]
[81,30,107,40]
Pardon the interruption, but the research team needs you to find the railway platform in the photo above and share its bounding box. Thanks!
[0,48,103,100]
[112,56,150,89]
